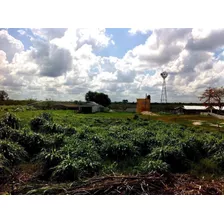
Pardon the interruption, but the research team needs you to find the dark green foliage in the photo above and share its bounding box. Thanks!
[0,139,27,181]
[30,112,53,132]
[191,158,220,175]
[100,138,139,161]
[148,146,189,172]
[0,90,9,101]
[85,91,111,107]
[0,126,46,156]
[30,116,46,132]
[1,113,20,129]
[41,139,102,181]
[30,113,76,136]
[138,159,169,173]
[133,114,139,120]
[0,140,27,165]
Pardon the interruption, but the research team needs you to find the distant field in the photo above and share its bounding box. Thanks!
[141,113,224,132]
[0,105,223,133]
[0,109,135,128]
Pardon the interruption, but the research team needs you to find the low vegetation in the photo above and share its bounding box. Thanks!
[1,108,224,194]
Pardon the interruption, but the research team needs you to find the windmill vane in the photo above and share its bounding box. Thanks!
[161,71,168,79]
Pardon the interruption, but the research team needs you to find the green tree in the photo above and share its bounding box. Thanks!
[0,90,9,101]
[85,91,111,107]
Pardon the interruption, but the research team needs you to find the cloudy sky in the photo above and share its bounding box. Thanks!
[0,28,224,102]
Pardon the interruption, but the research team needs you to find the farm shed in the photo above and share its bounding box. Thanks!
[79,102,104,113]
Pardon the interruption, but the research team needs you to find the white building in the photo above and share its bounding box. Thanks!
[79,101,104,113]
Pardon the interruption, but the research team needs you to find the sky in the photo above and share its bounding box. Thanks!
[1,28,224,102]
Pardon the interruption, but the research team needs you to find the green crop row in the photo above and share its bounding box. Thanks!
[1,112,224,183]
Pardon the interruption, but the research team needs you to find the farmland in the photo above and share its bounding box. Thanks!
[1,107,224,194]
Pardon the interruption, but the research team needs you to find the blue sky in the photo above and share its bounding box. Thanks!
[96,28,152,58]
[7,28,33,50]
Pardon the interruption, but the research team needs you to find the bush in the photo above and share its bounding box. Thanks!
[30,116,46,132]
[191,158,220,175]
[1,113,20,129]
[148,146,189,172]
[0,140,27,165]
[30,113,76,136]
[6,128,46,156]
[180,136,203,162]
[41,140,103,181]
[138,159,169,173]
[211,151,224,170]
[100,138,139,161]
[40,112,53,122]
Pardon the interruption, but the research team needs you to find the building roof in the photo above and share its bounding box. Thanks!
[54,103,79,108]
[182,105,224,111]
[79,101,104,107]
[212,106,224,111]
[183,105,209,110]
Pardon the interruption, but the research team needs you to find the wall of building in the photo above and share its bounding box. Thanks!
[92,105,99,113]
[136,98,150,113]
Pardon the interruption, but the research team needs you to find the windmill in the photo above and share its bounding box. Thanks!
[160,71,168,103]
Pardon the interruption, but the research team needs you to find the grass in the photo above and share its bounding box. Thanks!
[1,106,223,132]
[141,114,224,132]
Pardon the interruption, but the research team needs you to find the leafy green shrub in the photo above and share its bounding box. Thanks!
[0,153,11,182]
[191,158,220,175]
[0,140,27,165]
[138,159,169,173]
[6,128,46,156]
[130,128,157,156]
[0,125,12,139]
[30,113,76,136]
[211,151,224,170]
[133,114,139,120]
[148,146,189,172]
[179,136,203,162]
[41,140,103,181]
[1,113,20,129]
[100,138,139,161]
[40,112,53,122]
[30,116,46,132]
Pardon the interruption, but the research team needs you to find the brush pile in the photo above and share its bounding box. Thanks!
[67,172,224,195]
[5,172,224,195]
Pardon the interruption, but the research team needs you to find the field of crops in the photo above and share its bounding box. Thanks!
[1,108,224,194]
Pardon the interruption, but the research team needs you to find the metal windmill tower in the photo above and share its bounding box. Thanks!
[160,71,168,103]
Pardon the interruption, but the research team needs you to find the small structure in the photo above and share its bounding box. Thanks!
[175,105,214,114]
[136,95,150,113]
[79,101,104,113]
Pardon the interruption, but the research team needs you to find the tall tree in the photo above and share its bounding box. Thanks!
[0,90,9,101]
[85,91,97,102]
[85,91,111,107]
[199,87,224,112]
